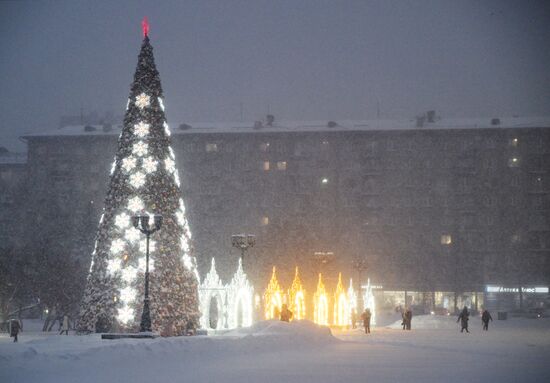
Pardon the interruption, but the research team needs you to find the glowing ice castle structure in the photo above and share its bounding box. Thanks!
[199,258,254,330]
[362,278,376,325]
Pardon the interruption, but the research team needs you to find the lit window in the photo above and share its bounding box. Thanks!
[321,178,329,185]
[277,161,287,170]
[206,143,218,152]
[261,216,269,226]
[508,157,519,167]
[263,161,270,171]
[441,234,452,245]
[260,142,270,151]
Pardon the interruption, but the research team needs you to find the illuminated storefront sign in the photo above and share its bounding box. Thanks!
[486,285,549,294]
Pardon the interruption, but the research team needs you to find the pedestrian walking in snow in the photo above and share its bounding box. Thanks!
[404,308,413,330]
[351,309,357,329]
[481,309,493,331]
[60,315,70,335]
[279,304,293,322]
[10,319,21,342]
[361,308,372,334]
[457,306,470,333]
[401,308,406,330]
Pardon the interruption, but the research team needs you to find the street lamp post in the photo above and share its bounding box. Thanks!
[313,251,335,273]
[352,258,368,287]
[231,234,256,267]
[352,258,368,312]
[133,214,163,333]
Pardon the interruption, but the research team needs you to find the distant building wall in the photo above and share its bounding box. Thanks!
[18,123,550,296]
[0,150,27,251]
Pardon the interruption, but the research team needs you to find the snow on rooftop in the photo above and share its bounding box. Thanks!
[20,116,550,139]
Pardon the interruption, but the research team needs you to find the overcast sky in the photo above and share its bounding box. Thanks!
[1,0,549,151]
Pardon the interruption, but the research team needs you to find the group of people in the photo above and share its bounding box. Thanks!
[9,306,496,342]
[356,305,494,335]
[278,304,376,335]
[457,306,493,333]
[8,314,71,342]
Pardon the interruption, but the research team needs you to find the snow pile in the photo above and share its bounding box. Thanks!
[1,317,549,383]
[223,320,336,344]
[387,314,459,330]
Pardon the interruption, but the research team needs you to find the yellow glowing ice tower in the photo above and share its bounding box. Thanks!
[264,266,283,319]
[333,273,349,327]
[347,278,358,326]
[288,267,306,320]
[313,273,329,325]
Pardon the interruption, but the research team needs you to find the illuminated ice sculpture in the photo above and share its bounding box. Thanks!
[363,278,376,325]
[198,257,254,330]
[333,273,349,327]
[264,266,283,319]
[225,258,254,329]
[199,258,226,330]
[288,267,306,320]
[347,278,358,326]
[313,273,329,325]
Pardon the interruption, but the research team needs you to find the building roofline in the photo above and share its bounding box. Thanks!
[20,116,550,139]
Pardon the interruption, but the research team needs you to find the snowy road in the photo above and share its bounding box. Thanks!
[1,316,549,383]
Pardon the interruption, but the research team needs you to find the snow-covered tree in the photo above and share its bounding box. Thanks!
[78,20,199,335]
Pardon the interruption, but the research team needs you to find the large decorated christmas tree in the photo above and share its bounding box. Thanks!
[78,19,199,336]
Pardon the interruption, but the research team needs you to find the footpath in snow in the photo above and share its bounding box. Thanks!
[1,316,549,383]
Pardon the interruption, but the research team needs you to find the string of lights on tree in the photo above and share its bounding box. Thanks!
[78,18,199,336]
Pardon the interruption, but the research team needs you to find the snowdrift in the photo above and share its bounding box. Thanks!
[0,320,336,366]
[2,317,549,383]
[222,319,336,344]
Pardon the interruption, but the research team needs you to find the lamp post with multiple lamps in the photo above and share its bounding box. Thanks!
[133,214,163,333]
[313,251,335,273]
[352,258,368,311]
[352,258,368,287]
[231,234,256,268]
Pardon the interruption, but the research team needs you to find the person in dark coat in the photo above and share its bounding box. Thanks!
[10,319,21,342]
[279,304,293,322]
[481,309,493,331]
[401,308,407,330]
[361,308,372,334]
[404,308,413,330]
[457,306,470,333]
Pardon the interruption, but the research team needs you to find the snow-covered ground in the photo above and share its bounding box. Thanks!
[1,316,549,383]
